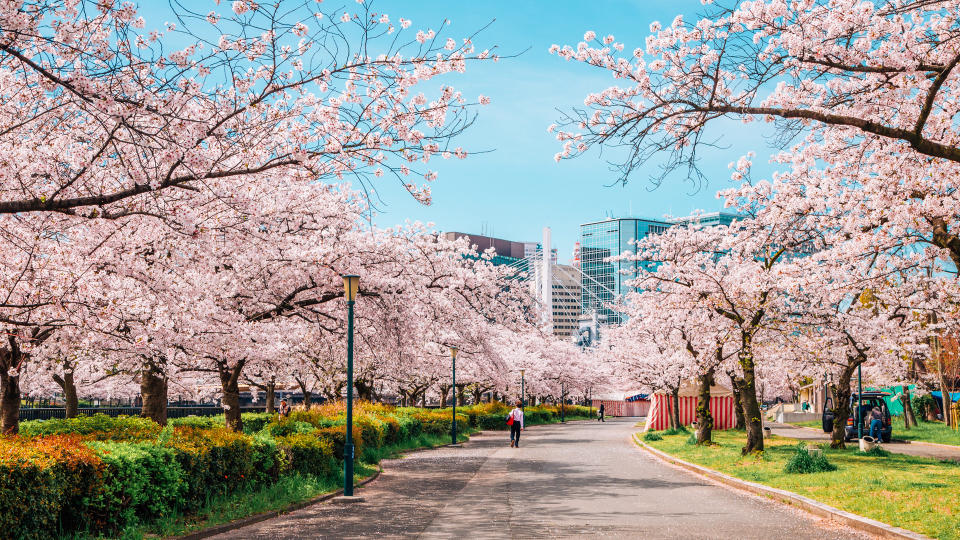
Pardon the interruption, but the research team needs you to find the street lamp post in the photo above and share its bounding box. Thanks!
[520,369,525,410]
[342,274,359,497]
[560,381,565,423]
[450,346,459,446]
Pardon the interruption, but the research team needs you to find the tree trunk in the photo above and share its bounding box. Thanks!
[297,379,312,410]
[830,360,859,449]
[901,387,917,430]
[738,337,764,454]
[938,369,952,427]
[265,379,276,414]
[0,339,24,434]
[729,373,746,430]
[456,384,467,407]
[140,364,168,426]
[53,371,79,419]
[220,360,245,432]
[0,369,20,435]
[670,387,681,429]
[696,368,715,445]
[439,384,450,408]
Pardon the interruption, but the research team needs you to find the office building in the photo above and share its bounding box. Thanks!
[550,264,583,338]
[579,212,741,325]
[579,217,671,324]
[669,211,741,228]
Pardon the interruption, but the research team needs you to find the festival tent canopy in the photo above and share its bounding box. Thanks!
[643,381,736,432]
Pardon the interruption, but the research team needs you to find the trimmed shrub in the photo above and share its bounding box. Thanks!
[279,433,337,478]
[85,441,185,533]
[315,425,364,461]
[784,442,837,473]
[0,435,103,539]
[242,412,276,434]
[265,417,318,438]
[642,432,663,441]
[169,415,222,429]
[163,426,255,504]
[356,416,386,457]
[250,433,285,484]
[19,414,162,441]
[393,414,421,440]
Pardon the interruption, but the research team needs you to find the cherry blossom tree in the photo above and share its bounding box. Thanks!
[0,0,502,431]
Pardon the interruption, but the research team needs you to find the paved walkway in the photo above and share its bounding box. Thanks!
[213,418,868,539]
[768,422,960,462]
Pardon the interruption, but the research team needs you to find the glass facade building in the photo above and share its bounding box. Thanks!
[579,212,740,325]
[579,218,671,324]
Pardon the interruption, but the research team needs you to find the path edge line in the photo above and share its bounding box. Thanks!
[630,433,930,540]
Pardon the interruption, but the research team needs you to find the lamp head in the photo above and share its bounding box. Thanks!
[342,274,360,302]
[449,345,459,359]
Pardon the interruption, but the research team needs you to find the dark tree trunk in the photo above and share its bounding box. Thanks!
[738,335,764,454]
[439,384,451,408]
[297,379,312,410]
[696,368,715,445]
[456,383,467,407]
[472,385,483,404]
[0,369,20,435]
[140,363,168,426]
[728,372,746,430]
[53,371,79,418]
[220,360,245,432]
[0,338,24,434]
[265,379,276,414]
[670,387,681,429]
[938,369,952,427]
[901,387,917,430]
[355,378,376,402]
[830,357,861,449]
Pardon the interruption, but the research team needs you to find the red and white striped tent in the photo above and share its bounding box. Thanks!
[643,382,737,431]
[591,390,650,417]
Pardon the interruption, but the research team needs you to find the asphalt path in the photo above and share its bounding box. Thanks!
[212,417,869,539]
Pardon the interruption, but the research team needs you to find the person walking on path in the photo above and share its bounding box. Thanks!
[598,403,605,422]
[509,400,524,448]
[279,398,290,417]
[869,405,884,440]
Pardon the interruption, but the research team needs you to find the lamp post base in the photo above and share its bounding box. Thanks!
[447,443,463,447]
[331,495,366,504]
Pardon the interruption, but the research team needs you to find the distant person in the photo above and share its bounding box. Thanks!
[508,400,524,448]
[279,398,290,417]
[598,402,605,422]
[869,405,884,440]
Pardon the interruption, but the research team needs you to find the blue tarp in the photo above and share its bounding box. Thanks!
[932,391,960,403]
[625,393,648,402]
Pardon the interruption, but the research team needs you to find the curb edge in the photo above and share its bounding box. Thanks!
[631,433,931,540]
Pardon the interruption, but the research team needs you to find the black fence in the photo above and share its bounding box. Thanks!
[19,406,268,422]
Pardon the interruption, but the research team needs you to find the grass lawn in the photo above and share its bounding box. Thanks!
[791,418,960,446]
[643,430,960,539]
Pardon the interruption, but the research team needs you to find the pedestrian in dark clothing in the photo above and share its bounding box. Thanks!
[598,403,605,422]
[869,406,884,440]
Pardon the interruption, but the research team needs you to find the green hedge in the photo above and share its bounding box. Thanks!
[8,401,588,537]
[19,414,161,441]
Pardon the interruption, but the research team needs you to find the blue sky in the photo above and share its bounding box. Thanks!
[142,1,784,263]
